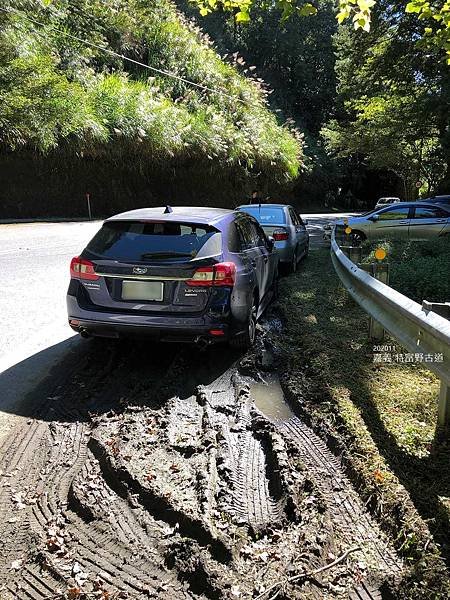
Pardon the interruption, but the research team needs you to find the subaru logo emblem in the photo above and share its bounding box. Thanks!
[133,266,147,275]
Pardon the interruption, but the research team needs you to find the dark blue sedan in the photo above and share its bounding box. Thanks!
[67,206,279,349]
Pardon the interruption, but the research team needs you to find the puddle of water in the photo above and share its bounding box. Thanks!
[251,373,294,422]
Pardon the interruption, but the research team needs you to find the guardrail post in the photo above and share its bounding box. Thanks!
[371,263,389,340]
[422,301,450,320]
[349,246,362,264]
[438,381,450,430]
[357,262,390,340]
[340,246,362,263]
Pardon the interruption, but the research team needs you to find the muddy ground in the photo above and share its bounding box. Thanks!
[0,317,405,600]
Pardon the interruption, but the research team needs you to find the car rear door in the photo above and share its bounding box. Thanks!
[235,217,270,309]
[408,205,449,239]
[253,220,277,292]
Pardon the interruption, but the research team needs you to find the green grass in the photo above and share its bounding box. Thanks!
[278,248,450,598]
[0,0,302,183]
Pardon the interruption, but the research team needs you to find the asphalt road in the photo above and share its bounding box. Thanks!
[0,221,101,436]
[304,211,359,247]
[0,214,354,435]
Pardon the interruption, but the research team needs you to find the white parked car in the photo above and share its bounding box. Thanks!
[375,196,401,209]
[374,197,402,209]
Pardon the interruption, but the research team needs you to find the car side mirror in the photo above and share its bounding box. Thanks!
[370,214,380,221]
[267,236,275,251]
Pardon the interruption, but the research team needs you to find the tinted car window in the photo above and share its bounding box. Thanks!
[236,219,255,250]
[288,208,299,225]
[239,206,286,224]
[86,221,222,261]
[378,207,410,220]
[412,206,449,219]
[228,221,242,253]
[250,221,268,247]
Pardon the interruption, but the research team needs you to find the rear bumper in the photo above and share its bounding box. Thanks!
[274,241,292,263]
[67,297,231,342]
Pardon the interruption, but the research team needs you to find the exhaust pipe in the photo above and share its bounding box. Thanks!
[194,336,210,350]
[80,329,91,339]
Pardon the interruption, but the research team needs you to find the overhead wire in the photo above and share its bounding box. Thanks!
[0,5,248,104]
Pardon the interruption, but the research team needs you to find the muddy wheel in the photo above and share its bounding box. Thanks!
[230,297,258,350]
[289,248,298,274]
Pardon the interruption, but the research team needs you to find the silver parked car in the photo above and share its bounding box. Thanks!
[237,204,309,272]
[335,202,450,243]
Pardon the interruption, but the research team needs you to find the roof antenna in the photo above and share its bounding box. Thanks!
[164,205,173,214]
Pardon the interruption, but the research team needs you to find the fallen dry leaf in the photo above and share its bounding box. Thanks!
[373,468,384,483]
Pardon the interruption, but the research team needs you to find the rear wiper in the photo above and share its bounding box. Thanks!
[140,251,196,259]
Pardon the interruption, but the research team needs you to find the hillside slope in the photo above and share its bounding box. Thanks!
[0,0,302,217]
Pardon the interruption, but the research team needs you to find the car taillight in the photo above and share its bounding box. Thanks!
[186,262,236,287]
[70,256,99,280]
[273,229,289,241]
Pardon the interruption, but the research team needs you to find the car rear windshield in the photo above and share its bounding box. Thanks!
[239,206,286,224]
[86,221,222,261]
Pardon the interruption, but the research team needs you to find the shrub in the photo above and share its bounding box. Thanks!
[362,238,450,303]
[0,0,302,186]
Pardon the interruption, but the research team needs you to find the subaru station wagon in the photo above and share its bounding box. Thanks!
[67,206,279,349]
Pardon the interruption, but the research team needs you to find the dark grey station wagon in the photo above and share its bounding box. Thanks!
[67,206,279,349]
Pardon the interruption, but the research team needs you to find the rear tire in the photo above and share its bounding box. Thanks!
[289,248,298,273]
[230,297,258,351]
[303,241,309,258]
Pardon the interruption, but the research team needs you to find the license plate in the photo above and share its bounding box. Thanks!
[121,280,163,301]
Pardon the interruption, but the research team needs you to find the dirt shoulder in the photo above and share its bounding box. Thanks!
[1,333,402,599]
[276,247,450,598]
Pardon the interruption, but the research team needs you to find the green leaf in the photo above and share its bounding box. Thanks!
[235,10,251,23]
[297,3,318,17]
[405,2,422,13]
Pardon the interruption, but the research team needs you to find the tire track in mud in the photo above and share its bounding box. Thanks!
[1,341,193,599]
[1,335,405,599]
[203,370,285,533]
[278,417,401,576]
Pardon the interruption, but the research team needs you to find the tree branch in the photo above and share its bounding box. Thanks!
[255,546,361,600]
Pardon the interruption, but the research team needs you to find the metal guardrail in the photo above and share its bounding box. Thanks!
[330,230,450,429]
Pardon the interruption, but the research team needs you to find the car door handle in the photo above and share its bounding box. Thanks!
[398,221,409,224]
